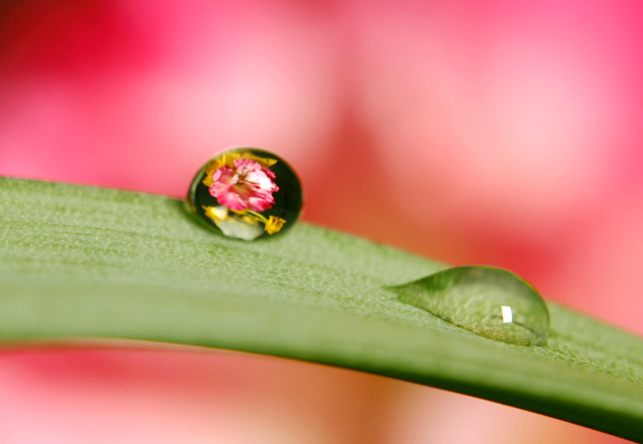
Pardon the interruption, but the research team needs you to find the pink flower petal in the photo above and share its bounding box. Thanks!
[208,158,279,212]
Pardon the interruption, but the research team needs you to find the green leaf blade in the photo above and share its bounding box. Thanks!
[1,177,642,441]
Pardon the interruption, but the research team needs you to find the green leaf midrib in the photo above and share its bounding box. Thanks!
[1,177,642,442]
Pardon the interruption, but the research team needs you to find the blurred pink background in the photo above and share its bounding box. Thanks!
[0,0,640,442]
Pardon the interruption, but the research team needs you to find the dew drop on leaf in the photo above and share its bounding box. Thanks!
[186,147,303,241]
[388,266,550,346]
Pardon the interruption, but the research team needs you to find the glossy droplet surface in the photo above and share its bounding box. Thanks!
[186,148,303,241]
[389,266,550,345]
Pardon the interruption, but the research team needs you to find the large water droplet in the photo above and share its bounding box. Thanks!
[389,266,550,346]
[186,147,303,241]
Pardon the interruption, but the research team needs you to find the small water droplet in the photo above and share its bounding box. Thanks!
[388,266,550,345]
[186,147,303,240]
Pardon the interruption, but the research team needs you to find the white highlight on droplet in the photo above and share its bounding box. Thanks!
[501,306,513,323]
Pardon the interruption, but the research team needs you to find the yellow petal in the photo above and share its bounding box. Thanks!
[249,153,278,168]
[201,157,225,187]
[235,151,278,168]
[202,205,228,221]
[265,216,286,235]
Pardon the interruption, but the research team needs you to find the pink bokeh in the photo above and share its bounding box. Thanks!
[1,0,642,442]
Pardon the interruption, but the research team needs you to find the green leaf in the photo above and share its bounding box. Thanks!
[1,177,642,441]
